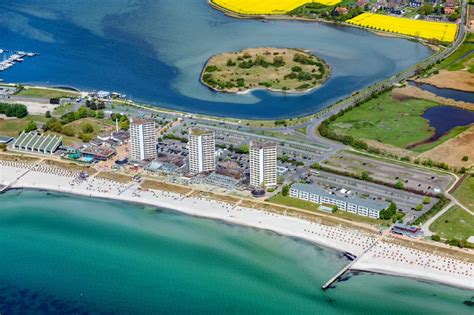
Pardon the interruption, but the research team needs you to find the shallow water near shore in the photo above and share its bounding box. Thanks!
[0,189,472,314]
[0,0,431,119]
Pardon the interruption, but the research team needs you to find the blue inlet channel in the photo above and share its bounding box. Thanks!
[0,0,432,119]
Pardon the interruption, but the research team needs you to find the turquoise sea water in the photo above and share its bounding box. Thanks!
[0,0,431,119]
[0,190,472,314]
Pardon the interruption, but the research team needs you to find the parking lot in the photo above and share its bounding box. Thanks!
[321,151,452,194]
[303,170,438,223]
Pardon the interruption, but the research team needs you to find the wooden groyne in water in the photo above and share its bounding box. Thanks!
[322,239,380,290]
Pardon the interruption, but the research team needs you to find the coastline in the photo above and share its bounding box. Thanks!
[207,0,438,52]
[1,161,473,291]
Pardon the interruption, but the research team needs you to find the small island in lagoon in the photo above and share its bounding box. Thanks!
[201,47,330,94]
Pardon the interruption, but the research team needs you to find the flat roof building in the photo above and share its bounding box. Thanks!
[249,140,277,188]
[129,118,157,161]
[13,131,62,155]
[188,128,215,174]
[290,183,389,219]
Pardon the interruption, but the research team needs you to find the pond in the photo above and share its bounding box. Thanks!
[408,81,474,104]
[422,106,474,140]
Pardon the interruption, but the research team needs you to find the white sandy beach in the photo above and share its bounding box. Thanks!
[1,160,473,290]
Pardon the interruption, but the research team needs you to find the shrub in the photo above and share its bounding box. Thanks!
[431,234,441,241]
[394,181,404,189]
[282,185,290,196]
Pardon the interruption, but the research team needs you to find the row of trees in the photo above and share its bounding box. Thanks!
[0,103,28,118]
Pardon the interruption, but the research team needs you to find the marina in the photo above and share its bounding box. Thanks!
[0,50,38,72]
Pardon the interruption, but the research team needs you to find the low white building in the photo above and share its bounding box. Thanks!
[289,183,388,219]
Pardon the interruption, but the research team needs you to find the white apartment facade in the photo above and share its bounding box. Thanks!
[249,140,277,188]
[289,183,388,219]
[129,118,157,161]
[188,128,216,174]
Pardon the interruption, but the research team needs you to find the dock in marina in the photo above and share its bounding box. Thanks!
[0,50,39,72]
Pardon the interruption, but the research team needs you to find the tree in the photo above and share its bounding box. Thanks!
[45,110,51,118]
[462,156,469,162]
[282,185,290,196]
[418,4,433,15]
[423,196,431,205]
[24,120,37,132]
[379,202,397,220]
[61,125,75,137]
[415,204,423,211]
[80,133,93,142]
[82,123,94,134]
[96,111,104,119]
[394,181,404,189]
[119,119,129,130]
[431,234,441,242]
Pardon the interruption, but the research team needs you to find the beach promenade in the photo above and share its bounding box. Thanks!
[1,159,473,290]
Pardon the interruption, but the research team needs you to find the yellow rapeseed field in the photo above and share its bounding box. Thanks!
[347,13,458,43]
[211,0,340,15]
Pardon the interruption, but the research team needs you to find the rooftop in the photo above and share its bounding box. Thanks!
[131,118,154,126]
[189,128,213,136]
[250,140,277,150]
[292,183,389,211]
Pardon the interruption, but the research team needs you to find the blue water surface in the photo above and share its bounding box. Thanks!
[0,0,432,119]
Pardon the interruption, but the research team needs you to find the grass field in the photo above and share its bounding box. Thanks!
[429,206,474,241]
[0,115,50,137]
[268,193,319,211]
[435,34,474,72]
[16,87,80,99]
[347,13,458,42]
[211,0,340,15]
[411,125,470,153]
[327,91,438,149]
[453,175,474,211]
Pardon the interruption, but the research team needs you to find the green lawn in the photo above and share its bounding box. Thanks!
[296,127,307,135]
[0,119,29,136]
[328,91,438,148]
[453,175,474,212]
[429,206,474,240]
[53,102,75,116]
[0,115,50,137]
[267,193,383,225]
[16,87,80,99]
[268,193,319,212]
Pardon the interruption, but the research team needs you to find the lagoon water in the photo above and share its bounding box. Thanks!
[423,106,474,140]
[0,0,432,119]
[0,190,472,314]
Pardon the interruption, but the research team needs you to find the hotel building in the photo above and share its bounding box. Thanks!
[249,140,277,188]
[290,183,388,219]
[188,128,216,174]
[129,118,157,161]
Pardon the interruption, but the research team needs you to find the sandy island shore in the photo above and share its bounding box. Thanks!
[1,159,473,290]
